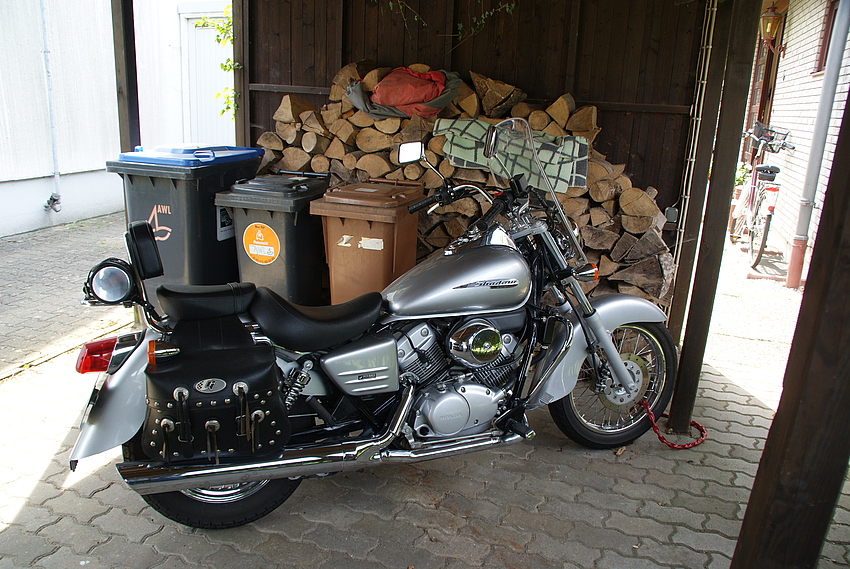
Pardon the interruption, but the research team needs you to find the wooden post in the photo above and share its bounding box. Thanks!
[232,0,250,147]
[111,0,140,152]
[667,0,733,342]
[667,0,762,433]
[730,85,850,569]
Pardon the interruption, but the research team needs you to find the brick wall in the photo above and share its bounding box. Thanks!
[761,0,850,270]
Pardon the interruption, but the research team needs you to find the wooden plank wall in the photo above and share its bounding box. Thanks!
[241,0,705,208]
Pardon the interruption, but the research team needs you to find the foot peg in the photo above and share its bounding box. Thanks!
[506,419,536,440]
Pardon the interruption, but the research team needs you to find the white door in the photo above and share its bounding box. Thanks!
[181,5,236,145]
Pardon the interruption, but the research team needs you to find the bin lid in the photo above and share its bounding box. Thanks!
[115,145,264,168]
[320,180,424,208]
[215,173,330,213]
[309,179,425,223]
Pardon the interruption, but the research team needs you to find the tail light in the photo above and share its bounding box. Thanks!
[76,337,118,374]
[764,185,780,212]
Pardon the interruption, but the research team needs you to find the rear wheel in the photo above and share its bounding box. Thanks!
[548,322,677,449]
[123,441,301,529]
[749,196,771,268]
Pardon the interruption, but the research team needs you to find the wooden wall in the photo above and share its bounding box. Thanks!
[236,0,706,209]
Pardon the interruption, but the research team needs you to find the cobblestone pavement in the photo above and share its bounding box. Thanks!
[0,212,847,568]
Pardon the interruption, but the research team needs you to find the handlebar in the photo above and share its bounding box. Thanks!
[473,195,508,232]
[407,193,441,214]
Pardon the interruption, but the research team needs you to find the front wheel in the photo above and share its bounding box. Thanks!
[548,322,677,449]
[123,442,301,529]
[749,198,771,268]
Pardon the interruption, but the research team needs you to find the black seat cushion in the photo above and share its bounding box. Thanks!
[157,282,257,320]
[250,287,382,352]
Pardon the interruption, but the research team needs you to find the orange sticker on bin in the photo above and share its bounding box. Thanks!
[243,223,280,265]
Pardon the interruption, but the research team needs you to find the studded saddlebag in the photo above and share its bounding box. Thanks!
[142,343,291,463]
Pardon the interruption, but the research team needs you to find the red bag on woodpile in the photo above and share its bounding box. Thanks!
[370,67,446,118]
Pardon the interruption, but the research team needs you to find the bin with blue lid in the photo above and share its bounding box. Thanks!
[215,172,330,306]
[107,145,264,312]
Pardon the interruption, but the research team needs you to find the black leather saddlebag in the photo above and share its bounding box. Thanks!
[142,343,291,462]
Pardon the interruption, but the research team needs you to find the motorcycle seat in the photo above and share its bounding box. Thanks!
[250,287,382,352]
[156,282,257,320]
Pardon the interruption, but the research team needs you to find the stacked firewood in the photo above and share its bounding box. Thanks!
[254,60,674,306]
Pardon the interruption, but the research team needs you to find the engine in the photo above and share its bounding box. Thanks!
[393,312,525,441]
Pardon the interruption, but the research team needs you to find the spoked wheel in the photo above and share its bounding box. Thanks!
[123,441,301,529]
[548,322,677,449]
[748,197,771,268]
[729,214,746,244]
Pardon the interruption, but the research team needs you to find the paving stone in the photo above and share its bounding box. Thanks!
[199,543,275,569]
[413,527,491,565]
[610,479,676,503]
[438,491,507,525]
[317,551,390,569]
[456,461,521,490]
[3,504,57,533]
[90,507,162,542]
[597,549,669,569]
[670,492,740,519]
[0,526,56,566]
[538,498,607,529]
[635,536,712,568]
[396,502,468,533]
[144,525,219,564]
[89,537,164,569]
[483,546,558,568]
[33,546,113,569]
[704,513,744,539]
[515,474,581,503]
[568,522,639,556]
[674,461,736,486]
[250,534,332,568]
[296,500,364,530]
[201,523,269,552]
[706,552,734,568]
[476,484,545,510]
[575,488,642,516]
[367,539,449,569]
[91,483,148,516]
[672,526,737,557]
[150,555,214,569]
[37,516,109,554]
[502,506,574,539]
[527,531,601,565]
[327,469,388,495]
[300,521,379,558]
[349,512,424,545]
[458,519,533,552]
[604,510,675,541]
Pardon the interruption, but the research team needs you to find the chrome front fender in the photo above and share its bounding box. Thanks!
[526,294,668,410]
[69,329,154,467]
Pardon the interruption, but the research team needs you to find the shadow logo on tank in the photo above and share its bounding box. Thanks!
[454,279,519,290]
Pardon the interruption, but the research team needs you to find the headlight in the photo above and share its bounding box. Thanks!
[84,258,137,305]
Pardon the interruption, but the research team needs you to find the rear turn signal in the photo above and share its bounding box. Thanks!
[76,337,118,374]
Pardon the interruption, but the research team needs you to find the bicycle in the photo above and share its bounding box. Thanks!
[729,121,794,268]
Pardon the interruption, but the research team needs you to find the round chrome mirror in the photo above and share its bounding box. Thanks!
[87,259,135,304]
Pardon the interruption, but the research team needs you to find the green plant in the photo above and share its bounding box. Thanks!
[196,5,240,118]
[735,163,752,187]
[455,1,516,44]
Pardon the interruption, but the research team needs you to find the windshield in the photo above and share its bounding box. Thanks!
[487,117,587,235]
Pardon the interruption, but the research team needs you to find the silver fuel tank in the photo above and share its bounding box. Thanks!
[382,238,531,319]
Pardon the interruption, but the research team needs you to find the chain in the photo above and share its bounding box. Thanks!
[640,400,707,449]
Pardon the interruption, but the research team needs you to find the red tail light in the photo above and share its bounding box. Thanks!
[76,337,118,374]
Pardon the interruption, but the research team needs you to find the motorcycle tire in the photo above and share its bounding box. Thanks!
[548,321,677,449]
[122,438,301,529]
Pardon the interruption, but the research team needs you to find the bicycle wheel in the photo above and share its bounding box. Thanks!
[749,195,771,268]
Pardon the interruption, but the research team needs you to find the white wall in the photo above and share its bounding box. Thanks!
[0,0,124,236]
[762,0,850,267]
[0,0,235,238]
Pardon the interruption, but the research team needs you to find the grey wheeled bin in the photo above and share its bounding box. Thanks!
[215,172,330,306]
[107,145,263,313]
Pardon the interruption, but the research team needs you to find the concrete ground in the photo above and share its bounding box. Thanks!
[0,212,846,568]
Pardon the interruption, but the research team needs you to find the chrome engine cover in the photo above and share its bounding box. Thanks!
[412,382,506,438]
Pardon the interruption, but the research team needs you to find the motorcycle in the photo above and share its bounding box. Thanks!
[70,118,677,529]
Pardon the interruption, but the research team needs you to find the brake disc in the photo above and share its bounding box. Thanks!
[599,353,649,412]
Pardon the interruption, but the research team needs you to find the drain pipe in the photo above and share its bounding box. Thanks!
[38,0,62,213]
[786,0,850,288]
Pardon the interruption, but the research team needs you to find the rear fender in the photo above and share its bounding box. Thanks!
[70,329,153,467]
[527,294,668,409]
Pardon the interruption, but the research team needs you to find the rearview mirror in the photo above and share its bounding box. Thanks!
[398,141,424,164]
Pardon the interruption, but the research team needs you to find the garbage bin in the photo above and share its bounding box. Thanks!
[107,145,263,312]
[215,172,330,306]
[309,179,424,305]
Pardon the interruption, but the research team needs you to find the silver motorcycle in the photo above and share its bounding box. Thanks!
[71,118,677,528]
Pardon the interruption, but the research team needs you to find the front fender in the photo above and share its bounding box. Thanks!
[527,294,667,409]
[70,329,153,466]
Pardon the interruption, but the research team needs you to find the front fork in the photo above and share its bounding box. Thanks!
[551,279,637,395]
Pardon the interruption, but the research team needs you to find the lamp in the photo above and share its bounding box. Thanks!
[760,4,786,57]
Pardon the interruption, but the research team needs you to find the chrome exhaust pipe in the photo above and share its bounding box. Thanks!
[117,386,525,495]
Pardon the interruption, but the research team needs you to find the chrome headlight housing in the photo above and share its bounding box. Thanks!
[83,258,137,305]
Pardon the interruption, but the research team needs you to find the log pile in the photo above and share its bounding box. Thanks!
[254,61,674,306]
